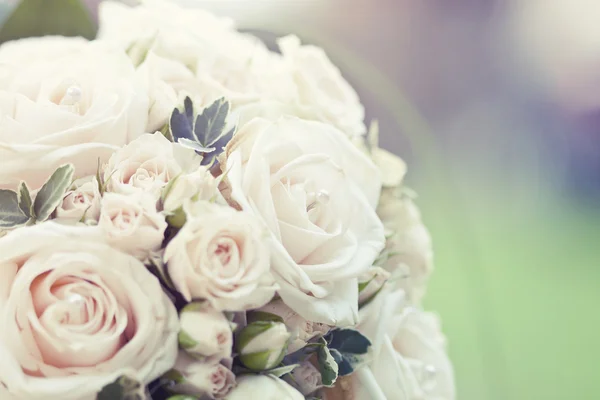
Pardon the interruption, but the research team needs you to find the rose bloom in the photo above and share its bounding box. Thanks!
[325,288,455,400]
[171,352,235,399]
[164,201,277,311]
[222,116,384,326]
[0,36,148,190]
[278,35,366,138]
[103,133,200,200]
[55,177,102,224]
[97,192,167,260]
[377,188,434,303]
[98,0,295,131]
[0,223,178,400]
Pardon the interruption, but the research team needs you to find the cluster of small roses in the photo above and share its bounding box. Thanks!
[0,1,454,400]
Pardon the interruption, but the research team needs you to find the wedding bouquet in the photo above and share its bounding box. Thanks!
[0,1,455,399]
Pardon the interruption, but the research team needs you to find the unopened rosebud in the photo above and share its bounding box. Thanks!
[255,300,331,353]
[163,167,218,216]
[358,267,391,305]
[236,321,290,371]
[178,302,233,359]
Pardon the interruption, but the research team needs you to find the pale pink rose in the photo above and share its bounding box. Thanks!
[55,177,102,223]
[257,299,331,353]
[353,288,455,400]
[0,37,148,190]
[291,361,323,395]
[225,375,303,400]
[103,133,200,200]
[164,202,276,311]
[98,192,167,260]
[171,352,235,399]
[223,116,384,326]
[179,302,233,360]
[278,35,366,138]
[0,223,179,400]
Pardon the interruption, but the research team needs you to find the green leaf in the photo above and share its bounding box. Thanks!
[17,181,33,219]
[96,374,144,400]
[0,0,96,44]
[0,189,28,228]
[326,329,372,355]
[266,363,299,377]
[194,97,229,147]
[317,344,339,387]
[33,164,74,221]
[246,311,285,324]
[168,97,233,166]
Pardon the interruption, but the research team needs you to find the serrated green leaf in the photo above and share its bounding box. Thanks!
[326,329,372,355]
[0,0,96,44]
[33,164,74,221]
[194,97,229,147]
[17,181,33,219]
[317,345,339,387]
[0,189,28,228]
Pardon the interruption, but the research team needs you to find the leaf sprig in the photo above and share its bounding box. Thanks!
[0,164,74,229]
[169,97,235,166]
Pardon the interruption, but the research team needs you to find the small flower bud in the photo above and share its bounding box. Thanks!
[236,321,291,371]
[178,302,233,359]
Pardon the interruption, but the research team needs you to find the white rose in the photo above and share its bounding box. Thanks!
[103,133,199,200]
[178,302,233,360]
[225,375,303,400]
[0,36,148,190]
[0,223,178,400]
[98,1,295,130]
[98,192,167,260]
[223,116,384,326]
[171,352,235,399]
[256,299,331,353]
[163,166,219,214]
[377,189,434,303]
[164,202,276,311]
[55,177,102,223]
[278,35,366,138]
[354,289,455,400]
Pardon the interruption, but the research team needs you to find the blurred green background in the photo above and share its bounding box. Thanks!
[2,1,599,399]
